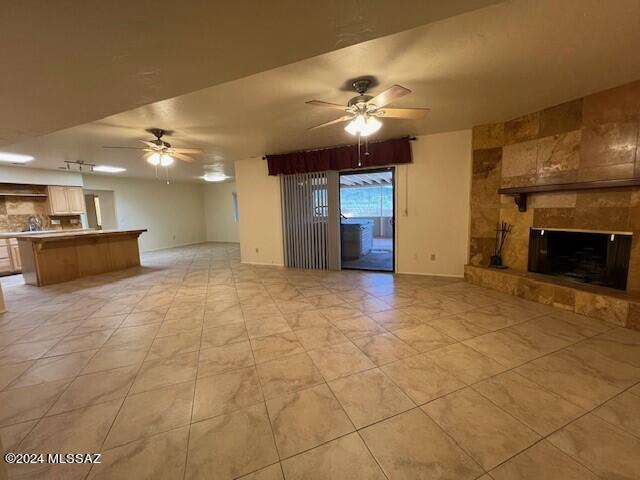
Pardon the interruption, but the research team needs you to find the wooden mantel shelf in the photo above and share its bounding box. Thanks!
[498,177,640,212]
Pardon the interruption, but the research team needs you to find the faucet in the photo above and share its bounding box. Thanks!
[26,215,43,231]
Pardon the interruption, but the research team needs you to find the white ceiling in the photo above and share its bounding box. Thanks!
[0,0,495,146]
[4,0,640,183]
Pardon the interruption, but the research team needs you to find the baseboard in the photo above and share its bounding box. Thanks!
[395,270,464,278]
[141,240,207,253]
[241,261,285,267]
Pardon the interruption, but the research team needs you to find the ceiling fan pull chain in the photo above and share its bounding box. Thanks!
[357,134,362,167]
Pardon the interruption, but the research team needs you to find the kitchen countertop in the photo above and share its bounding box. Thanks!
[16,229,147,243]
[0,228,91,239]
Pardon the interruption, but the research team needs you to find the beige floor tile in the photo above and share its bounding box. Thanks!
[245,315,292,339]
[0,339,59,366]
[22,322,79,343]
[198,341,255,377]
[490,440,599,480]
[251,331,305,364]
[20,399,121,453]
[0,360,33,390]
[82,344,148,374]
[0,420,38,451]
[369,309,423,331]
[237,463,283,479]
[391,324,457,353]
[130,351,198,394]
[88,427,189,480]
[425,343,507,384]
[283,310,329,330]
[329,369,414,428]
[294,325,349,350]
[281,432,385,480]
[380,354,465,404]
[360,408,482,480]
[193,366,263,421]
[429,314,491,341]
[185,403,278,480]
[463,324,566,369]
[256,352,323,399]
[353,333,418,366]
[203,305,244,327]
[72,314,126,335]
[515,345,640,410]
[0,379,69,426]
[307,342,375,381]
[423,388,540,470]
[104,381,194,448]
[9,349,97,389]
[201,322,248,349]
[266,383,354,458]
[49,365,137,414]
[474,371,585,436]
[46,330,114,357]
[592,391,640,438]
[549,414,640,480]
[146,330,201,361]
[120,310,165,328]
[329,314,387,340]
[581,327,640,368]
[103,324,160,349]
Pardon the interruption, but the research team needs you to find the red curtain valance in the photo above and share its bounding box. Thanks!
[265,136,413,176]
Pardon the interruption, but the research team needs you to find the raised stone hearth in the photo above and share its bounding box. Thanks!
[469,80,640,330]
[465,264,640,331]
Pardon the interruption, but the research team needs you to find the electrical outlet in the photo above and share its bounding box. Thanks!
[430,253,436,261]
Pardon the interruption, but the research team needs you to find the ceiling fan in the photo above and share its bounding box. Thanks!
[103,128,203,166]
[306,78,430,136]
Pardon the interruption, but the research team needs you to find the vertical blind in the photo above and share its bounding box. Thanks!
[280,172,329,269]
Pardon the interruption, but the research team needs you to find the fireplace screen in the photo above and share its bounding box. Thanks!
[528,229,632,290]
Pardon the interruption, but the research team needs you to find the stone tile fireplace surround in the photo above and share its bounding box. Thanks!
[468,80,640,330]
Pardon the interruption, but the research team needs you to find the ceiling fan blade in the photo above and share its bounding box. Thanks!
[308,115,353,130]
[171,152,193,162]
[169,147,203,154]
[377,107,430,119]
[370,85,411,108]
[102,146,146,150]
[141,140,161,149]
[306,100,347,111]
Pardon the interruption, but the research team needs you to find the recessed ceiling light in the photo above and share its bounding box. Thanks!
[93,165,126,173]
[0,152,34,163]
[202,172,229,182]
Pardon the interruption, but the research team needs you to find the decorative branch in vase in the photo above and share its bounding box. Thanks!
[489,221,512,269]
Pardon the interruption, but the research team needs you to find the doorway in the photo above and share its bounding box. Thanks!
[83,190,117,230]
[339,168,394,272]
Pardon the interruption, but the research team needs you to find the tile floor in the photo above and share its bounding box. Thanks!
[0,243,639,479]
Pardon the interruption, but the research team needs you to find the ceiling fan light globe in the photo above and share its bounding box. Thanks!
[147,153,161,166]
[361,116,382,136]
[160,154,174,166]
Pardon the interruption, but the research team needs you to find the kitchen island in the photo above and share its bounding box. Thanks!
[18,229,147,286]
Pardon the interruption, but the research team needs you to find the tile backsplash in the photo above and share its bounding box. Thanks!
[0,185,81,232]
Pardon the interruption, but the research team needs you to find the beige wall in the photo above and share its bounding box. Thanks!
[396,130,472,277]
[235,132,472,274]
[82,175,206,252]
[234,158,284,266]
[204,182,240,243]
[0,165,83,186]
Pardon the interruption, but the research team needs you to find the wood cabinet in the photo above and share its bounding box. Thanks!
[0,240,9,274]
[47,186,86,215]
[0,239,22,274]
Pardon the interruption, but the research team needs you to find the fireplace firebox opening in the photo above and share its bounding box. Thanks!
[528,228,632,290]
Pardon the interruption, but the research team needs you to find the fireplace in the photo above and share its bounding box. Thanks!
[528,228,632,290]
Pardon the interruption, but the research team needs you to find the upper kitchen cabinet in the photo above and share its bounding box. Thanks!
[47,186,86,215]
